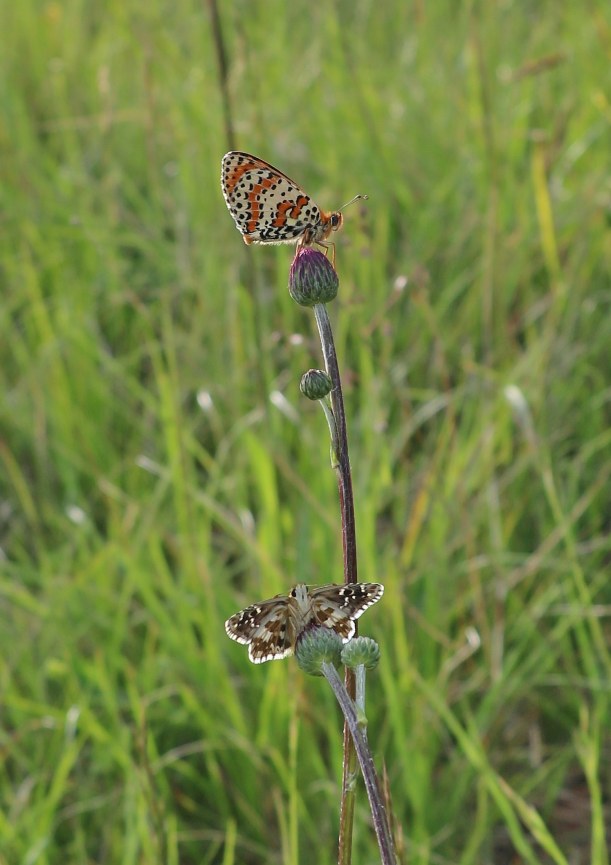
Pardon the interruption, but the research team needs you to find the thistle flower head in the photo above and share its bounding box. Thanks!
[341,637,381,670]
[300,368,333,400]
[295,626,343,675]
[288,248,339,306]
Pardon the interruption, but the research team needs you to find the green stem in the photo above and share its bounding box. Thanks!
[313,303,358,584]
[312,302,359,865]
[321,661,396,865]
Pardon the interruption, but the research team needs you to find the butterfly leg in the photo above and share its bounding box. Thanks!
[315,241,336,269]
[293,235,307,263]
[295,234,336,270]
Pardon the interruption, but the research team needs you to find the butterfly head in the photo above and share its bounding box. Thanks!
[329,211,344,231]
[316,194,368,243]
[310,209,343,244]
[289,584,310,606]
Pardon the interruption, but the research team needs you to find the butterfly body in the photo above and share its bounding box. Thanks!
[225,582,384,664]
[220,151,345,253]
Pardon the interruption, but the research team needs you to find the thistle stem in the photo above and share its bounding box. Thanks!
[313,303,358,584]
[321,661,396,865]
[312,301,359,865]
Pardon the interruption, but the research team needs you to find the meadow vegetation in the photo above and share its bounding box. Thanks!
[1,1,609,863]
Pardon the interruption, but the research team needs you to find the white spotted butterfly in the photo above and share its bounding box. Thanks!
[221,151,367,263]
[225,582,384,664]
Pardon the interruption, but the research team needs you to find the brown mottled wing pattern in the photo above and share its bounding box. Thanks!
[224,595,295,664]
[225,583,384,664]
[221,151,323,245]
[309,583,385,641]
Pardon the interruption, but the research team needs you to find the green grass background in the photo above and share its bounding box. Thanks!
[1,1,610,863]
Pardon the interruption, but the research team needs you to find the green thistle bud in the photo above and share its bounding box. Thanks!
[295,626,343,676]
[288,248,339,306]
[300,369,333,400]
[341,637,381,670]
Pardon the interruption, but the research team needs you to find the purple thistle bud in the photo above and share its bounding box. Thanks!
[288,248,339,306]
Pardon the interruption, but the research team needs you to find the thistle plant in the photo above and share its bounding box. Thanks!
[221,150,395,864]
[224,247,396,863]
[288,247,397,865]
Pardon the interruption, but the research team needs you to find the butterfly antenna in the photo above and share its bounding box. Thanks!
[339,193,368,212]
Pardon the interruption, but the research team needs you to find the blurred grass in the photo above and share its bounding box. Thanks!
[1,0,610,863]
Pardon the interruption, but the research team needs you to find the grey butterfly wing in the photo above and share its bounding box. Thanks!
[225,595,294,663]
[309,583,384,642]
